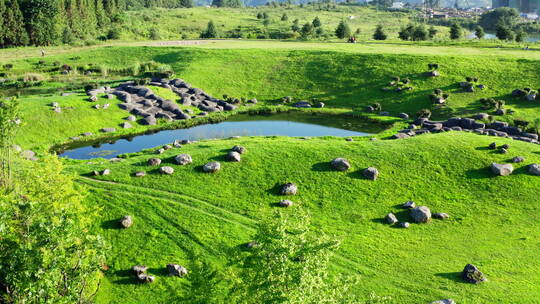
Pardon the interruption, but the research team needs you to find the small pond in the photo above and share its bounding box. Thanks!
[60,113,383,160]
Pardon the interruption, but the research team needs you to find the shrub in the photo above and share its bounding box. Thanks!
[149,28,161,40]
[3,64,13,70]
[373,25,387,40]
[155,64,174,78]
[335,20,351,39]
[107,28,122,40]
[128,62,141,76]
[281,13,288,21]
[449,23,462,40]
[474,25,485,39]
[417,109,432,118]
[201,21,219,38]
[100,65,109,77]
[23,73,45,82]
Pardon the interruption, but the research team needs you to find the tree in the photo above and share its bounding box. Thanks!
[232,210,357,304]
[0,156,105,303]
[514,30,526,42]
[180,0,194,7]
[262,18,270,27]
[20,0,60,46]
[312,16,321,27]
[479,7,519,31]
[2,0,29,46]
[428,26,437,39]
[335,20,351,39]
[291,19,300,32]
[495,23,514,41]
[398,24,414,40]
[474,25,485,39]
[0,0,5,46]
[181,258,232,304]
[200,20,219,38]
[372,24,387,40]
[280,13,288,21]
[262,11,268,19]
[256,12,263,19]
[412,24,428,41]
[0,98,19,188]
[449,23,462,40]
[300,22,313,39]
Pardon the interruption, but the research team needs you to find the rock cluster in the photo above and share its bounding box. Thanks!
[113,79,237,125]
[203,161,221,173]
[167,264,188,277]
[133,265,154,283]
[280,183,297,195]
[392,117,539,145]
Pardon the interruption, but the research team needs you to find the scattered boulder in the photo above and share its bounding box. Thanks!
[133,265,147,275]
[461,264,487,284]
[279,200,294,207]
[227,151,241,162]
[148,158,162,166]
[142,116,157,126]
[120,216,133,228]
[232,145,246,154]
[511,156,525,163]
[410,206,431,223]
[362,167,379,180]
[433,212,450,219]
[159,166,174,175]
[488,142,497,150]
[82,132,93,137]
[399,222,410,228]
[101,169,111,176]
[427,70,439,77]
[100,128,116,133]
[398,113,409,119]
[402,200,416,209]
[203,161,221,173]
[245,241,259,249]
[175,154,192,165]
[120,122,132,129]
[167,264,188,277]
[280,183,297,195]
[491,163,514,176]
[386,213,398,224]
[126,115,136,121]
[134,171,146,177]
[430,300,456,304]
[345,137,353,142]
[529,164,540,176]
[330,158,351,171]
[500,148,508,154]
[89,95,98,102]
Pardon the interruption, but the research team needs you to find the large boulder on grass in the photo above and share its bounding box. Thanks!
[330,158,351,171]
[167,264,188,277]
[386,213,398,224]
[227,151,241,162]
[203,162,221,173]
[142,116,157,125]
[410,206,431,223]
[174,154,192,165]
[232,145,246,154]
[120,216,133,228]
[529,164,540,176]
[491,163,513,176]
[280,183,297,195]
[159,166,174,175]
[148,158,162,166]
[362,167,379,180]
[461,264,487,284]
[279,200,294,207]
[430,300,456,304]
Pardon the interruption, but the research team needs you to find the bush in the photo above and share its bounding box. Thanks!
[449,23,462,40]
[155,64,174,78]
[149,28,161,40]
[128,62,141,76]
[107,28,122,40]
[335,20,351,39]
[201,21,219,38]
[373,25,387,40]
[22,73,45,82]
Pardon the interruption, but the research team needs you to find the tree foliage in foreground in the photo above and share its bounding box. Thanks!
[335,20,351,39]
[230,210,359,304]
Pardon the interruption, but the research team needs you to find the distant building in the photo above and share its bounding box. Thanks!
[390,1,405,9]
[492,0,540,13]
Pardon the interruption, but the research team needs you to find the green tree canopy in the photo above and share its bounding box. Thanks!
[479,7,519,31]
[449,23,462,40]
[335,20,351,39]
[312,16,321,27]
[474,25,485,39]
[201,20,219,38]
[373,24,387,40]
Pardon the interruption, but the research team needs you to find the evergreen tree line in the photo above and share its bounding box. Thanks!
[0,0,193,48]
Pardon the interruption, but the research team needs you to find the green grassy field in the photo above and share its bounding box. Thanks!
[68,132,540,303]
[3,39,540,303]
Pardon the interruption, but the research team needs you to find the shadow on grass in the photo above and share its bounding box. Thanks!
[311,162,334,172]
[101,219,121,230]
[113,269,138,285]
[209,154,228,162]
[435,272,466,284]
[147,267,169,277]
[465,167,493,179]
[266,183,286,196]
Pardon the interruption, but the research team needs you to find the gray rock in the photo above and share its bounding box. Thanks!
[232,145,246,154]
[488,142,497,150]
[156,148,165,154]
[148,158,162,166]
[137,273,155,283]
[12,144,22,152]
[51,102,59,107]
[392,133,410,139]
[473,113,489,120]
[529,163,540,176]
[345,137,354,142]
[511,156,525,163]
[163,144,173,150]
[167,264,188,277]
[120,122,132,129]
[386,213,398,224]
[126,115,136,122]
[227,151,241,162]
[120,216,133,228]
[433,213,450,219]
[363,167,379,180]
[398,113,409,119]
[101,128,116,133]
[142,116,157,125]
[399,222,410,228]
[203,161,221,173]
[331,158,351,171]
[93,104,101,109]
[402,200,416,209]
[106,94,114,99]
[159,166,174,175]
[101,169,111,175]
[102,103,110,109]
[134,171,146,177]
[89,95,98,102]
[174,154,192,165]
[21,150,36,160]
[410,206,431,223]
[279,200,294,207]
[461,264,487,284]
[430,300,456,304]
[491,163,514,176]
[427,70,439,77]
[280,183,297,195]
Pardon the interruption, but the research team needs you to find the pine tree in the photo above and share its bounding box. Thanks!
[474,25,485,39]
[0,0,5,46]
[201,20,218,38]
[428,25,437,39]
[373,24,387,40]
[3,0,29,46]
[280,12,288,21]
[20,0,59,46]
[95,0,108,28]
[335,20,351,39]
[449,23,462,40]
[312,16,321,27]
